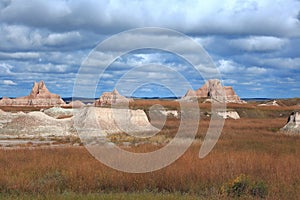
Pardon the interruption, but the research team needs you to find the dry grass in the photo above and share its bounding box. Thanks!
[1,100,300,199]
[1,116,300,199]
[130,99,180,111]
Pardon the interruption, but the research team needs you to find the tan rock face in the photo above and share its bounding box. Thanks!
[0,97,13,106]
[217,111,240,119]
[0,107,157,139]
[28,81,61,99]
[0,81,65,106]
[281,111,300,134]
[94,89,133,106]
[43,107,74,119]
[0,110,75,138]
[183,79,245,103]
[74,107,158,137]
[67,100,85,108]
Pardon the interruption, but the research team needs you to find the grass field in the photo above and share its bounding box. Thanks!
[0,101,300,199]
[0,100,300,199]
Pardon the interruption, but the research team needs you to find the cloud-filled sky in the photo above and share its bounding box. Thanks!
[0,0,300,98]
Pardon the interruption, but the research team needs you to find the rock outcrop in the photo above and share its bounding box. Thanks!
[0,97,13,106]
[0,110,75,138]
[94,89,133,106]
[217,111,240,119]
[182,79,245,103]
[0,107,157,139]
[0,81,65,107]
[43,107,74,119]
[160,110,179,118]
[280,111,300,134]
[74,107,158,137]
[67,100,85,108]
[258,100,280,107]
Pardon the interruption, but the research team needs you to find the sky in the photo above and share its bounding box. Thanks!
[0,0,300,98]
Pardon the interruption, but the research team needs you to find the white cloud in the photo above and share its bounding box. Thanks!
[193,36,215,48]
[30,63,73,73]
[240,81,257,85]
[1,0,300,36]
[10,62,74,74]
[217,59,268,76]
[223,79,237,85]
[260,57,300,69]
[230,36,288,51]
[218,59,239,73]
[0,52,40,60]
[246,66,267,74]
[3,80,17,85]
[44,32,81,46]
[0,63,13,75]
[0,24,42,50]
[0,23,97,51]
[0,0,299,98]
[249,87,263,91]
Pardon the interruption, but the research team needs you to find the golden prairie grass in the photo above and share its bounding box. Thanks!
[0,116,300,199]
[0,100,299,199]
[0,144,299,199]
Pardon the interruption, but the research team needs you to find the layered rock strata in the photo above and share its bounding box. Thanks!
[0,81,65,106]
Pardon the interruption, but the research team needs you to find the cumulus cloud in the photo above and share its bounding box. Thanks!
[0,63,13,75]
[0,24,98,51]
[0,52,40,60]
[3,80,17,85]
[44,32,82,46]
[0,0,300,36]
[230,36,288,52]
[0,0,299,98]
[246,66,267,74]
[263,58,300,69]
[13,63,75,74]
[217,59,268,85]
[218,59,239,73]
[113,64,192,96]
[223,79,237,85]
[218,60,267,75]
[0,24,42,51]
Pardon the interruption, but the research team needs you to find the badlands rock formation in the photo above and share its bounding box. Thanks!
[94,89,133,106]
[183,79,245,103]
[0,81,65,107]
[281,111,300,134]
[160,110,179,118]
[217,111,240,119]
[0,106,157,139]
[74,107,158,137]
[43,107,74,119]
[0,110,75,138]
[258,100,280,107]
[67,100,85,108]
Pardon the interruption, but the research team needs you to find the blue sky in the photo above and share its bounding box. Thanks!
[0,0,300,98]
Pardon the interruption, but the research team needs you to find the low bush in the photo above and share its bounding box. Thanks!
[220,174,268,198]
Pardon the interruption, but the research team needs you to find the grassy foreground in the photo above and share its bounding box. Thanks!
[0,192,220,200]
[1,115,300,199]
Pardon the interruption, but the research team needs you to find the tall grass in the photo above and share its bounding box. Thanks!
[1,100,300,198]
[1,117,300,199]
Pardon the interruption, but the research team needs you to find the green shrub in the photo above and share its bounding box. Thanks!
[221,174,268,198]
[33,170,67,193]
[250,180,268,198]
